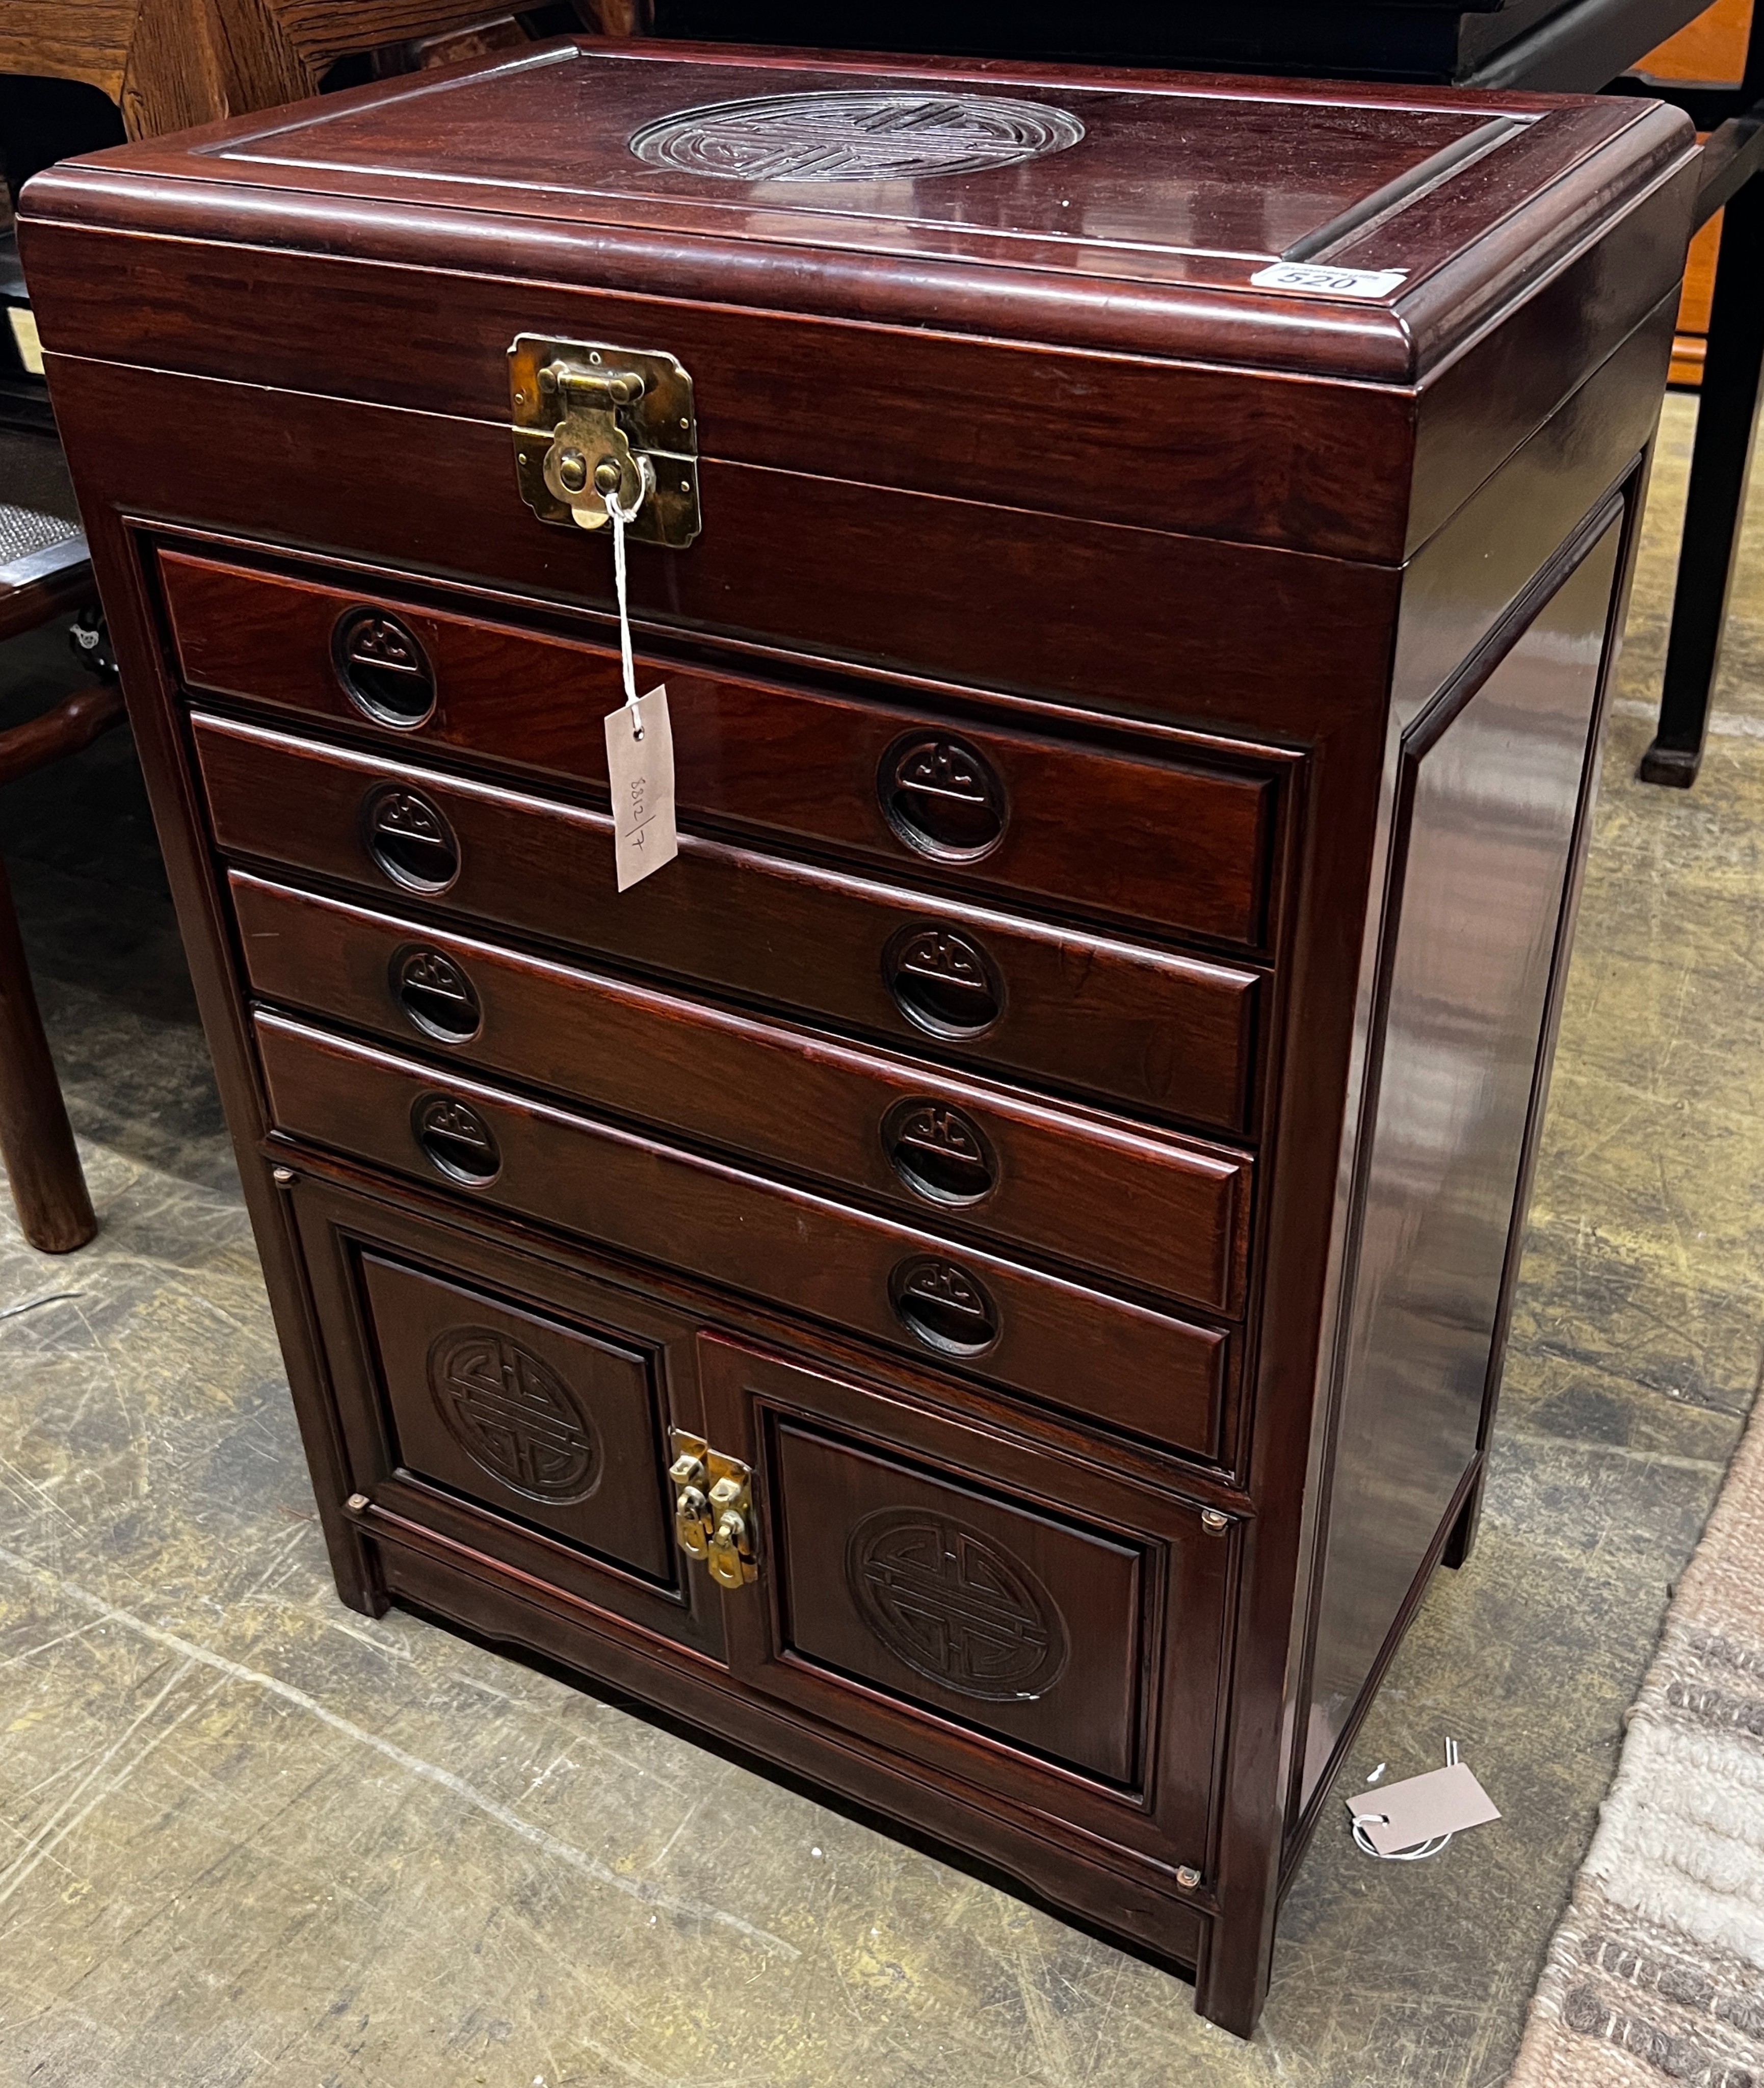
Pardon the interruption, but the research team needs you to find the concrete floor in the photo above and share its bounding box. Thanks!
[0,394,1758,2085]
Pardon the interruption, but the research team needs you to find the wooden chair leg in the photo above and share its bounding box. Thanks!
[0,849,94,1252]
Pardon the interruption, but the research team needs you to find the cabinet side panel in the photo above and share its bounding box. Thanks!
[1300,515,1624,1803]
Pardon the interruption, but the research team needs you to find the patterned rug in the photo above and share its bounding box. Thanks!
[1509,1396,1764,2086]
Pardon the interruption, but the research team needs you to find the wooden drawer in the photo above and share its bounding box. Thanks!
[233,872,1251,1315]
[163,548,1279,950]
[255,1011,1232,1463]
[197,714,1260,1135]
[288,1176,725,1655]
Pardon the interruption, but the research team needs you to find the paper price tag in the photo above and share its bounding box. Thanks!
[1347,1762,1499,1856]
[603,685,677,892]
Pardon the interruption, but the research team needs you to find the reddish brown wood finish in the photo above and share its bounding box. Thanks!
[196,714,1263,1132]
[697,1332,1231,1862]
[21,41,1692,2041]
[0,850,96,1254]
[163,549,1279,948]
[230,873,1253,1312]
[254,1009,1233,1458]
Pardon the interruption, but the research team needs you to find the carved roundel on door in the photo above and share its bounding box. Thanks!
[628,91,1084,185]
[882,1098,997,1206]
[362,784,460,893]
[427,1325,602,1502]
[879,734,1006,862]
[332,608,435,727]
[847,1506,1069,1701]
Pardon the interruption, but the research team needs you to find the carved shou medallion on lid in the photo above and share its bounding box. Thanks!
[627,91,1085,184]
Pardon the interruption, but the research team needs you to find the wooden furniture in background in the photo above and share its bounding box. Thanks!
[0,427,121,1253]
[1640,0,1755,383]
[22,45,1693,2032]
[0,1,590,138]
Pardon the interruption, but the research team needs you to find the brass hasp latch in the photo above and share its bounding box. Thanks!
[669,1430,757,1589]
[509,334,700,547]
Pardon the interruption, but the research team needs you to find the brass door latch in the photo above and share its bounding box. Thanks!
[509,334,700,547]
[670,1430,757,1589]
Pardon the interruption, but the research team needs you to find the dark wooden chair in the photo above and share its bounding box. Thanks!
[0,424,122,1251]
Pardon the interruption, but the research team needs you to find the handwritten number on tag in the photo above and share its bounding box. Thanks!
[604,684,677,892]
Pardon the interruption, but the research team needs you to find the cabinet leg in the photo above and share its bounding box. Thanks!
[1441,1466,1487,1571]
[1193,1888,1276,2041]
[1642,173,1764,788]
[0,851,95,1252]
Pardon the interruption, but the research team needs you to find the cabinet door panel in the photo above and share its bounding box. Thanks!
[697,1333,1230,1869]
[775,1423,1143,1783]
[287,1176,720,1652]
[359,1256,675,1584]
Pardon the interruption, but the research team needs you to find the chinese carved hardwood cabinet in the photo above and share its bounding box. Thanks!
[20,44,1693,2035]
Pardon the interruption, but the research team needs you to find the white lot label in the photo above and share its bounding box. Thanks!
[603,684,677,893]
[1251,262,1409,299]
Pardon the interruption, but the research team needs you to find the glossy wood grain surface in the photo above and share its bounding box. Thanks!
[166,549,1277,947]
[360,1252,677,1583]
[20,43,1692,381]
[231,874,1253,1312]
[23,229,1413,557]
[196,717,1262,1131]
[45,361,1399,748]
[770,1420,1147,1784]
[1302,512,1625,1805]
[255,1011,1232,1460]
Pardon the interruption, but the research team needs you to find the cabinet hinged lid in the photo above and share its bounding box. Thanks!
[24,40,1694,383]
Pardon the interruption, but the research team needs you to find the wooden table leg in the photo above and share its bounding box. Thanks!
[1641,166,1764,785]
[0,848,94,1252]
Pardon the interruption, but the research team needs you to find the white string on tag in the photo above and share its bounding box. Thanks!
[1351,1738,1461,1862]
[604,459,653,740]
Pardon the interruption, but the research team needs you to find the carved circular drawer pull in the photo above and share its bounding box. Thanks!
[411,1093,501,1185]
[392,946,482,1043]
[889,1256,999,1358]
[883,923,1003,1039]
[882,1098,997,1206]
[880,734,1005,860]
[332,608,436,728]
[362,784,460,893]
